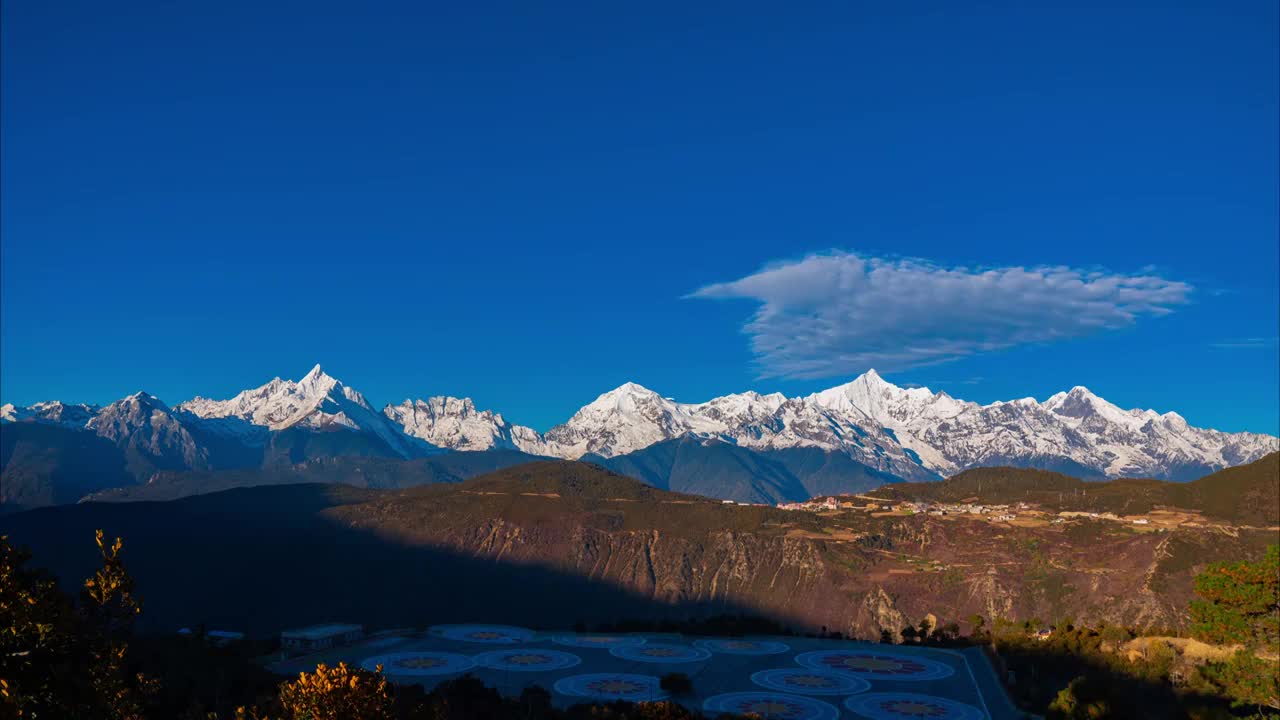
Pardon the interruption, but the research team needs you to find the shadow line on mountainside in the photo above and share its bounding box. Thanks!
[0,483,806,637]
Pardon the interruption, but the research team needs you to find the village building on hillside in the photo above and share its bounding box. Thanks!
[177,627,245,647]
[776,496,842,512]
[280,623,365,652]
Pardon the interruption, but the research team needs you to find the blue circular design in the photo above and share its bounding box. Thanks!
[694,638,791,656]
[795,649,954,681]
[551,634,647,649]
[844,692,986,720]
[362,651,475,676]
[473,648,581,672]
[751,668,871,696]
[363,636,409,649]
[431,624,535,644]
[703,692,840,720]
[609,642,712,664]
[554,673,669,702]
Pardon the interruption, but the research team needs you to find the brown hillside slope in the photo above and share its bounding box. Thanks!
[2,460,1274,640]
[869,453,1279,526]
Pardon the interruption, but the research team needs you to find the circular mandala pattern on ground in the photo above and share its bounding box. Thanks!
[554,673,669,702]
[551,634,647,649]
[751,668,871,696]
[844,692,986,720]
[361,651,475,676]
[473,649,581,672]
[795,650,954,681]
[431,624,535,644]
[694,638,791,655]
[703,692,840,720]
[363,636,409,649]
[609,643,712,664]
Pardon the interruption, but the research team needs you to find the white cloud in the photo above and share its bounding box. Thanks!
[690,252,1192,379]
[1209,337,1277,349]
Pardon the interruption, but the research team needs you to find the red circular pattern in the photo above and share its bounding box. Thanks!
[821,653,928,675]
[879,699,949,717]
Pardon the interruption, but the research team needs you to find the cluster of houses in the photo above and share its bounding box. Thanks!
[884,500,1030,522]
[771,496,1164,531]
[774,496,1030,520]
[1060,510,1154,526]
[775,496,851,512]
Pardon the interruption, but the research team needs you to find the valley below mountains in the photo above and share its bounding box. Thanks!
[2,364,1276,510]
[3,456,1275,641]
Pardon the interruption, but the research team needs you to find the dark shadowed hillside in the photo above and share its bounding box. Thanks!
[83,450,543,503]
[4,461,1274,643]
[0,467,785,637]
[0,424,135,510]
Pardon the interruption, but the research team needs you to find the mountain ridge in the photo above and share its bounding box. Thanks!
[3,365,1275,510]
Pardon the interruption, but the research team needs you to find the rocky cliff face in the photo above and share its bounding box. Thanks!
[3,462,1268,639]
[88,393,211,475]
[324,463,1259,639]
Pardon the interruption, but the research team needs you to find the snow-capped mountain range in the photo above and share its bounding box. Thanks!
[3,365,1276,483]
[175,364,429,458]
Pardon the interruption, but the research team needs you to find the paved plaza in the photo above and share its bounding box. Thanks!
[270,624,1023,719]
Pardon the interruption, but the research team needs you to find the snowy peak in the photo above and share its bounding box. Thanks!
[301,363,327,383]
[5,368,1276,483]
[578,382,665,414]
[87,391,210,471]
[543,382,700,458]
[1043,386,1152,432]
[90,392,175,425]
[1,400,100,428]
[175,365,430,458]
[532,375,939,481]
[383,395,542,453]
[87,393,173,432]
[808,369,962,427]
[178,365,351,430]
[296,364,349,404]
[383,369,1275,483]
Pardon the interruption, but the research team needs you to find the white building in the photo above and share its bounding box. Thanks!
[280,623,365,651]
[177,628,245,647]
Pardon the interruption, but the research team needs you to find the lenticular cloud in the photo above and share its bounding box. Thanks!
[690,252,1192,378]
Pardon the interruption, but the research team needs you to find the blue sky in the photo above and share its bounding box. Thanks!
[2,1,1277,434]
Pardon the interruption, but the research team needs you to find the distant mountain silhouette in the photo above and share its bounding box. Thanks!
[0,423,133,510]
[595,437,899,503]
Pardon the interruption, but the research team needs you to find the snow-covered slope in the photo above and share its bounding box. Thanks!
[384,396,544,454]
[401,370,1273,481]
[5,366,1275,482]
[805,371,1278,480]
[542,383,722,458]
[531,382,954,481]
[1,400,100,428]
[176,365,433,458]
